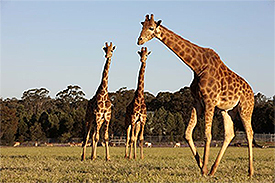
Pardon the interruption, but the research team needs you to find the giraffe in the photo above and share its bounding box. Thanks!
[137,14,255,177]
[125,47,151,160]
[81,42,115,161]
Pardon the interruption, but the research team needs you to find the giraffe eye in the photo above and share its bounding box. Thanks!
[149,27,154,31]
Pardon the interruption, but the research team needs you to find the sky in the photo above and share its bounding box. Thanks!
[1,0,274,99]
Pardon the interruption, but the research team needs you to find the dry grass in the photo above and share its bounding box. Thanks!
[1,146,274,182]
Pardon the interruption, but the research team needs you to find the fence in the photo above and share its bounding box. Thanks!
[108,133,275,147]
[43,133,275,146]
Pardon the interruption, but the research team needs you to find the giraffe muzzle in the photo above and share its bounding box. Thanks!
[137,37,144,45]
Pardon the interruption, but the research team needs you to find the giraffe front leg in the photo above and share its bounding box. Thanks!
[125,125,131,158]
[134,122,141,159]
[91,120,103,160]
[91,131,97,160]
[104,112,111,161]
[139,115,146,159]
[185,108,203,169]
[202,105,215,176]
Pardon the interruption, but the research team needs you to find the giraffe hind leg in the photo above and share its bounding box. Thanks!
[81,120,92,161]
[202,105,215,176]
[209,111,235,176]
[239,105,254,177]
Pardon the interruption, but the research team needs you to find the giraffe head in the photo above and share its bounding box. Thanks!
[103,42,116,59]
[137,14,162,45]
[137,47,151,63]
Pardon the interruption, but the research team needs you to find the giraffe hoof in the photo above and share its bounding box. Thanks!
[208,172,215,177]
[201,168,208,176]
[248,169,254,177]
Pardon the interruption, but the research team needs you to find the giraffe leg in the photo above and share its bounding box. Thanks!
[91,120,103,160]
[91,131,96,160]
[104,112,111,161]
[81,121,92,161]
[185,108,203,169]
[239,106,254,177]
[134,122,141,159]
[125,125,131,158]
[129,123,136,159]
[202,105,215,176]
[209,111,235,176]
[139,116,146,159]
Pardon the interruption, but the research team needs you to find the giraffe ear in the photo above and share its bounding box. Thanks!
[103,47,106,51]
[147,51,151,55]
[137,51,141,56]
[156,20,162,27]
[141,22,144,25]
[112,46,116,51]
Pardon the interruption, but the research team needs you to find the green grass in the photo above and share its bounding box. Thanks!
[1,146,274,182]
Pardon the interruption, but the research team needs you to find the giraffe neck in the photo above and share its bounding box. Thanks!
[97,58,111,95]
[156,25,210,75]
[135,61,146,100]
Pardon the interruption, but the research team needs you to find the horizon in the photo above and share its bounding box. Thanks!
[1,85,273,100]
[1,1,274,99]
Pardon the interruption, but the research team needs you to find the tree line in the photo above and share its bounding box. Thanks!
[1,85,274,145]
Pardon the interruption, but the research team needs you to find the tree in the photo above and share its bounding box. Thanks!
[21,88,51,116]
[58,112,74,142]
[145,112,154,136]
[17,117,29,142]
[30,122,46,141]
[0,105,18,145]
[56,85,85,104]
[48,113,60,138]
[70,108,86,138]
[174,112,185,141]
[39,112,51,137]
[0,87,274,145]
[109,87,135,136]
[152,106,168,136]
[252,93,274,133]
[166,112,176,141]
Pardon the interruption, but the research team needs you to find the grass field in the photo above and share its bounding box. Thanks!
[1,146,274,182]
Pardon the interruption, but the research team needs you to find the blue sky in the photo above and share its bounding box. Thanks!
[1,0,274,99]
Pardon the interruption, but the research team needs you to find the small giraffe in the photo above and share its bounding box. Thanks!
[137,14,255,177]
[125,47,151,159]
[81,42,115,161]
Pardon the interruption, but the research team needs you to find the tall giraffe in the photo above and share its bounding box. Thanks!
[81,42,115,161]
[125,47,151,159]
[137,14,255,177]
